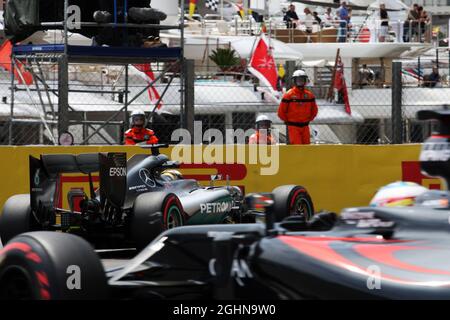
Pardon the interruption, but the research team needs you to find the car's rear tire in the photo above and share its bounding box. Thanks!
[0,194,40,245]
[131,192,184,250]
[0,232,108,300]
[272,185,314,222]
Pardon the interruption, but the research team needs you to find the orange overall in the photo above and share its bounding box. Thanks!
[124,127,159,145]
[277,87,318,145]
[249,131,276,145]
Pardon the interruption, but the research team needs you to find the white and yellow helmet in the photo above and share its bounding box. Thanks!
[370,181,428,207]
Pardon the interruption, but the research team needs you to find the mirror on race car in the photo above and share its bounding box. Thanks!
[139,144,170,149]
[138,144,170,156]
[245,193,274,211]
[244,193,276,234]
[209,174,223,187]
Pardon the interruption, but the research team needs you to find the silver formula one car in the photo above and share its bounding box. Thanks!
[0,145,314,249]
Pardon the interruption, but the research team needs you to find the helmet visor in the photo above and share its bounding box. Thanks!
[294,76,307,87]
[132,115,145,125]
[257,120,272,130]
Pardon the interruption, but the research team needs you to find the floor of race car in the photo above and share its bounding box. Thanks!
[0,239,133,271]
[101,258,129,270]
[97,248,137,271]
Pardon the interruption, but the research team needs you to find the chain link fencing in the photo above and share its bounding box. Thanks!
[1,53,447,145]
[0,60,183,145]
[192,64,397,145]
[401,47,450,143]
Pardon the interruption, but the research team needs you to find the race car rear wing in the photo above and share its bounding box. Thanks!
[30,152,127,214]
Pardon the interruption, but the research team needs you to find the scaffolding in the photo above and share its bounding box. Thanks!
[8,0,186,145]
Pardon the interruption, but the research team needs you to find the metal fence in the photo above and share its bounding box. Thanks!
[184,58,450,145]
[169,62,399,144]
[0,60,183,145]
[400,47,450,142]
[0,56,447,145]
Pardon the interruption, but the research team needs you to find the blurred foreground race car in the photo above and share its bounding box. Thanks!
[1,109,450,300]
[0,145,314,249]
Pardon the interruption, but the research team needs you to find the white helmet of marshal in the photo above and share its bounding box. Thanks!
[130,109,147,127]
[255,114,272,129]
[370,181,428,207]
[292,69,309,87]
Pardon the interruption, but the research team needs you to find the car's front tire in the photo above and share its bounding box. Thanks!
[272,185,314,222]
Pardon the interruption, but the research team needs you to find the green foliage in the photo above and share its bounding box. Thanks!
[209,48,241,71]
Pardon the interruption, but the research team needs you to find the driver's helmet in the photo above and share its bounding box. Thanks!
[161,169,184,181]
[255,115,272,130]
[292,69,309,87]
[370,181,428,207]
[130,110,147,127]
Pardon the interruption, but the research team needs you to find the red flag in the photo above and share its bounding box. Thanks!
[134,64,162,109]
[249,35,278,91]
[334,56,351,115]
[0,40,12,72]
[0,40,33,85]
[15,59,34,85]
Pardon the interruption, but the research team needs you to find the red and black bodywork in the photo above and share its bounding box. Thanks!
[2,201,450,300]
[100,204,450,300]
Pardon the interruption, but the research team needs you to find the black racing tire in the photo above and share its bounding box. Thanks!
[131,192,184,250]
[0,194,40,245]
[0,232,108,300]
[272,185,315,222]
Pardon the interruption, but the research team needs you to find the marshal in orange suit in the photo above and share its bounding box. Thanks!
[278,70,318,145]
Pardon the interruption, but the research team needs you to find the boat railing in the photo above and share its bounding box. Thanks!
[268,18,432,44]
[186,15,433,44]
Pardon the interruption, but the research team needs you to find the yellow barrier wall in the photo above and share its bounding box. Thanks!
[0,144,438,213]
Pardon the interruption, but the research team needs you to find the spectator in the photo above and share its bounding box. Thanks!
[337,1,349,42]
[284,4,299,29]
[313,11,322,27]
[379,3,389,42]
[304,7,314,33]
[417,6,424,36]
[423,66,440,88]
[404,4,419,42]
[358,64,375,87]
[420,8,430,42]
[347,7,353,36]
[323,7,334,27]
